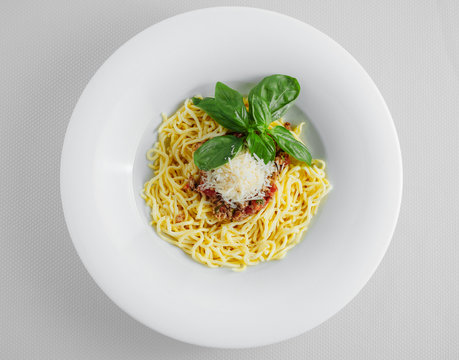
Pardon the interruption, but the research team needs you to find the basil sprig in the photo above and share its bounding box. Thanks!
[192,75,312,170]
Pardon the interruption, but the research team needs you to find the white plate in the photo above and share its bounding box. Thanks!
[61,7,402,348]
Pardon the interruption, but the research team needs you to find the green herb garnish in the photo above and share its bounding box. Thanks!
[192,75,311,170]
[193,135,243,171]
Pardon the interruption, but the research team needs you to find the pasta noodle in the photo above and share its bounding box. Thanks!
[141,99,331,270]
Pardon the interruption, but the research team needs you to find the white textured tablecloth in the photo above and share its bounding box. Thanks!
[1,1,458,358]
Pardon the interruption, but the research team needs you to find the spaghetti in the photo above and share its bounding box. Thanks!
[141,99,331,270]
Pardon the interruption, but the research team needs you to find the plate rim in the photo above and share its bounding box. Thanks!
[60,6,403,348]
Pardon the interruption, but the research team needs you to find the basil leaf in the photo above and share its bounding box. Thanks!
[192,97,247,132]
[269,126,312,165]
[191,96,202,105]
[193,135,244,170]
[246,132,276,164]
[215,82,250,131]
[249,74,300,121]
[249,94,271,132]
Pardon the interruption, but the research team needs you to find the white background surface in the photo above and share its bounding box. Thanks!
[1,0,458,358]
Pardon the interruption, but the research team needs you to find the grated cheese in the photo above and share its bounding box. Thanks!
[200,151,276,208]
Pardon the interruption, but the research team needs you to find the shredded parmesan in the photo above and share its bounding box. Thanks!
[200,151,276,207]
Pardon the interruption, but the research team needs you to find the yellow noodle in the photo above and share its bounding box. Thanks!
[141,99,331,270]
